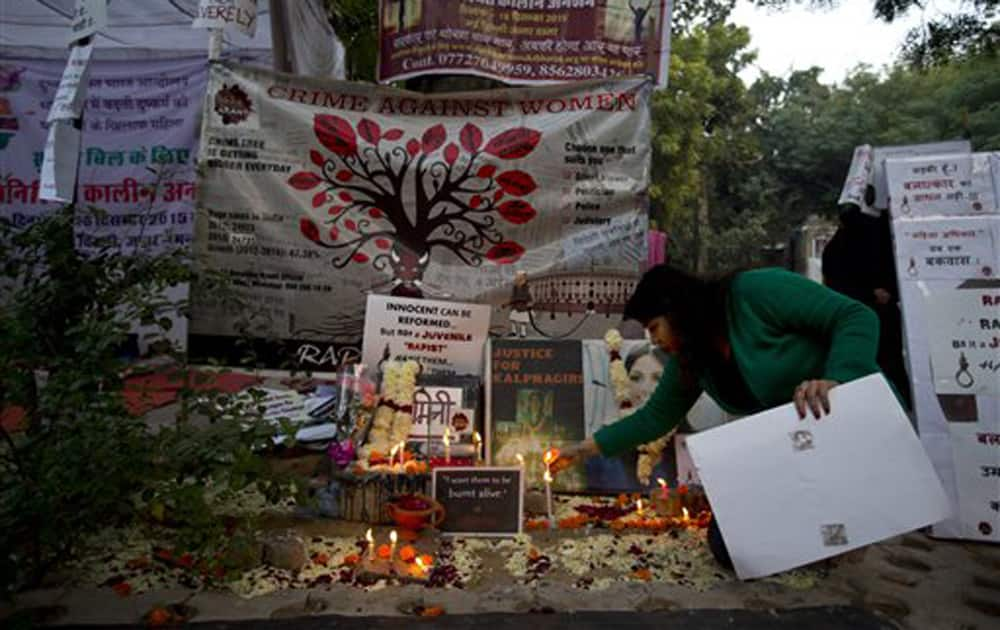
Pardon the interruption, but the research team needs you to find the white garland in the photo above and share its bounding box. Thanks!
[359,360,420,462]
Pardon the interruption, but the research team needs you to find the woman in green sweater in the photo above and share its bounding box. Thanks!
[559,264,883,568]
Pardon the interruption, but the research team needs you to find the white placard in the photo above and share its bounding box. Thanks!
[193,0,258,37]
[687,375,951,580]
[411,386,468,441]
[71,0,108,42]
[894,217,997,280]
[40,121,81,202]
[886,153,998,218]
[873,140,972,209]
[361,295,491,377]
[47,42,93,123]
[838,144,873,209]
[927,284,1000,396]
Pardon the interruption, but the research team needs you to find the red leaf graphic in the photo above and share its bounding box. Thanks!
[496,170,537,196]
[494,189,504,202]
[329,205,344,215]
[460,123,483,152]
[336,170,353,182]
[329,227,340,240]
[383,128,404,141]
[311,191,327,208]
[344,219,357,231]
[300,218,320,242]
[339,191,353,202]
[486,241,526,264]
[470,195,482,209]
[421,124,447,153]
[497,199,537,225]
[288,171,322,190]
[375,238,391,250]
[314,114,357,156]
[406,139,420,156]
[357,118,381,144]
[477,164,497,179]
[483,128,541,160]
[369,208,383,219]
[310,150,326,168]
[444,143,459,165]
[353,252,370,263]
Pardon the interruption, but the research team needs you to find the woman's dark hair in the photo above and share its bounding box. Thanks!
[623,265,736,381]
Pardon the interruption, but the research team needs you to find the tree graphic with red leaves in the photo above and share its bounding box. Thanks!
[288,114,540,297]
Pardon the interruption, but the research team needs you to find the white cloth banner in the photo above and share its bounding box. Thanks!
[190,62,650,366]
[687,375,951,580]
[47,42,93,123]
[193,0,258,38]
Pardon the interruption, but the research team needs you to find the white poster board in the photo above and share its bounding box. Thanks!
[361,295,491,377]
[40,120,81,202]
[872,140,971,210]
[886,153,997,218]
[886,151,1000,542]
[687,375,951,580]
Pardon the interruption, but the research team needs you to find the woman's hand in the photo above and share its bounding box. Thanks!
[793,379,839,420]
[550,438,599,473]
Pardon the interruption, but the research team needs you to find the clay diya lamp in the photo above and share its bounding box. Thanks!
[385,493,445,540]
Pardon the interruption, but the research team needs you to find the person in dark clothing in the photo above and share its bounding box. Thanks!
[822,204,912,410]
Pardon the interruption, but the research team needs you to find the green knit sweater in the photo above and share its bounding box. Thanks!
[594,268,881,457]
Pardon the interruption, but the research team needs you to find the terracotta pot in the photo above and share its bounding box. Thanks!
[385,494,445,531]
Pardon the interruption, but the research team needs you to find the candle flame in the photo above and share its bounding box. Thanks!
[637,498,644,513]
[657,478,667,489]
[543,448,559,465]
[389,444,399,458]
[682,507,690,520]
[365,528,373,544]
[543,469,553,483]
[515,453,525,466]
[390,530,398,544]
[415,556,425,570]
[443,428,451,445]
[473,431,482,445]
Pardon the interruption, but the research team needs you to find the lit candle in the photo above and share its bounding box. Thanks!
[397,440,406,466]
[543,468,554,524]
[415,556,427,575]
[682,507,690,525]
[389,444,400,468]
[365,528,375,561]
[472,431,483,464]
[515,453,525,468]
[657,477,669,500]
[637,498,644,517]
[389,530,398,562]
[443,427,451,464]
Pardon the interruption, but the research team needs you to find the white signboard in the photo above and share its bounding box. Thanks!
[193,0,258,37]
[71,0,108,42]
[927,284,1000,397]
[40,120,81,202]
[687,375,951,580]
[886,153,998,218]
[872,140,971,210]
[47,42,93,123]
[361,295,491,377]
[894,217,997,280]
[411,386,471,442]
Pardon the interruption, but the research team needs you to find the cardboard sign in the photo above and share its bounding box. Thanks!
[893,217,997,281]
[687,375,951,580]
[193,0,258,37]
[362,295,491,377]
[40,120,81,202]
[927,281,1000,396]
[432,467,523,537]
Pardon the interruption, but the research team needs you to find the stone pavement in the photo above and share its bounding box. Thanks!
[6,532,1000,629]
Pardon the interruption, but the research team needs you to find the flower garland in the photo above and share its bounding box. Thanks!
[359,360,420,464]
[604,329,670,486]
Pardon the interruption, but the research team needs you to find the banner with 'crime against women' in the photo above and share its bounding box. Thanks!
[190,62,650,371]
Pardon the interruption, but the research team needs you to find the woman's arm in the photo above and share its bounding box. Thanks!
[590,357,701,458]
